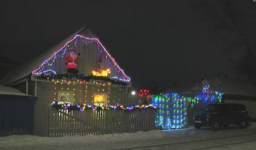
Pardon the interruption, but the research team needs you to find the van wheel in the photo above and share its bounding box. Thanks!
[239,119,247,129]
[212,120,220,131]
[194,123,201,129]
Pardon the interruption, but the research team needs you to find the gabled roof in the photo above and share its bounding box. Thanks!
[0,55,21,65]
[208,77,256,97]
[0,26,130,85]
[0,85,28,96]
[165,77,256,97]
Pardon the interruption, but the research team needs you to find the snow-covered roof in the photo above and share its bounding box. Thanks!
[0,85,28,96]
[0,26,128,85]
[165,84,197,95]
[165,77,256,97]
[208,77,256,97]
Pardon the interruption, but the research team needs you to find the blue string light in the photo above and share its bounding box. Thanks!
[152,84,224,129]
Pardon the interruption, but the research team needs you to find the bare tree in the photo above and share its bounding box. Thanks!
[189,0,256,84]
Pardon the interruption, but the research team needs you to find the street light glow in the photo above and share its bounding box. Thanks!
[131,91,136,95]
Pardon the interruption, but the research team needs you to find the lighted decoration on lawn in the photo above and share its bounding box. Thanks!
[171,93,187,129]
[51,100,157,112]
[152,84,224,129]
[32,35,130,82]
[152,94,171,128]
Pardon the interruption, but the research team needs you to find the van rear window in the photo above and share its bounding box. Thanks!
[239,105,246,111]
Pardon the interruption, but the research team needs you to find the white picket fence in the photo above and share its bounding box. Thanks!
[33,102,159,137]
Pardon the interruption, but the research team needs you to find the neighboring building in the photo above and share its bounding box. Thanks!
[172,77,256,122]
[207,77,256,121]
[0,26,131,106]
[0,55,21,80]
[0,85,37,136]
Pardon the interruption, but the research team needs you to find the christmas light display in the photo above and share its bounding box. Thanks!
[138,89,151,97]
[152,93,171,128]
[51,100,157,112]
[32,34,130,82]
[41,69,56,75]
[37,73,127,86]
[92,68,111,77]
[52,76,129,106]
[65,48,80,73]
[171,93,187,129]
[152,84,224,129]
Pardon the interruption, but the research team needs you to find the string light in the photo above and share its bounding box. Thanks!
[32,35,131,82]
[51,100,157,112]
[152,84,224,129]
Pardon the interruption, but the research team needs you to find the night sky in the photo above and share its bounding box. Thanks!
[0,0,255,91]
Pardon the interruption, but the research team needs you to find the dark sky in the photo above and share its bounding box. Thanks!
[0,0,255,91]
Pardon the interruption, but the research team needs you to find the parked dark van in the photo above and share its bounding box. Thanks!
[193,103,250,131]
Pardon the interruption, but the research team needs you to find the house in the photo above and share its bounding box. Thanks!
[0,55,21,80]
[0,26,131,106]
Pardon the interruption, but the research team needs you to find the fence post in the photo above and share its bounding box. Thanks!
[105,110,107,134]
[47,106,50,137]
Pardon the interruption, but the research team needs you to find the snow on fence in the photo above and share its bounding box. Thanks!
[33,102,159,137]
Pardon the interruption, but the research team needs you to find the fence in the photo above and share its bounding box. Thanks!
[0,95,37,136]
[34,103,159,137]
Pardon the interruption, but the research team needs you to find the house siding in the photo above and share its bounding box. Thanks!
[36,81,127,105]
[36,29,128,80]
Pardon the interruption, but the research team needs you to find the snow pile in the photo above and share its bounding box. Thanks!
[59,130,164,144]
[249,122,256,128]
[0,130,164,149]
[1,128,256,150]
[0,85,28,96]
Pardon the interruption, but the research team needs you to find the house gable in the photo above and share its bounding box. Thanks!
[32,27,130,82]
[0,27,130,86]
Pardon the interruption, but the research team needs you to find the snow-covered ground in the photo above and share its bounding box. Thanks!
[0,124,256,150]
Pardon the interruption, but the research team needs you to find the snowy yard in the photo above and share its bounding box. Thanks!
[0,124,256,150]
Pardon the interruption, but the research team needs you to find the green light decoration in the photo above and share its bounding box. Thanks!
[152,84,224,129]
[152,94,171,129]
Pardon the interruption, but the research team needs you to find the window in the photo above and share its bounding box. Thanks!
[205,105,215,112]
[238,105,246,111]
[58,91,74,104]
[232,105,239,111]
[225,105,232,112]
[205,104,224,112]
[93,93,107,106]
